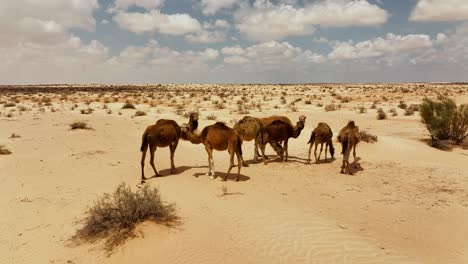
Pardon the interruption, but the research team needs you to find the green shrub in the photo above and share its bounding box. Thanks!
[74,183,177,252]
[420,96,468,145]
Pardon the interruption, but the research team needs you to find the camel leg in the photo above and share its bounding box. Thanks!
[307,142,313,164]
[314,143,319,163]
[284,139,289,161]
[235,148,242,182]
[261,142,268,165]
[253,138,259,163]
[325,143,328,161]
[141,147,147,182]
[345,151,353,175]
[224,148,235,181]
[205,146,215,178]
[149,145,160,177]
[318,143,324,162]
[169,141,178,174]
[353,144,357,167]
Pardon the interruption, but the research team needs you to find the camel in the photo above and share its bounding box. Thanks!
[337,121,361,175]
[180,122,243,181]
[260,117,306,163]
[307,122,335,164]
[233,116,264,165]
[260,115,306,161]
[140,112,198,183]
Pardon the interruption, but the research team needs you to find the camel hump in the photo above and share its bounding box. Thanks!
[214,122,229,128]
[271,120,287,126]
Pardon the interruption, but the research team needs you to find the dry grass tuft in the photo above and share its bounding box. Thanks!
[70,121,92,130]
[73,183,178,252]
[359,131,378,143]
[0,145,12,155]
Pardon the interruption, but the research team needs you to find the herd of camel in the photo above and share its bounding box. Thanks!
[140,112,361,183]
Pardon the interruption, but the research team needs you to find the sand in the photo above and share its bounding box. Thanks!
[1,83,468,264]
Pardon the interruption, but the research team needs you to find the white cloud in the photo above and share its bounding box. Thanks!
[112,0,164,11]
[410,0,468,22]
[235,0,389,41]
[328,33,433,60]
[113,10,202,35]
[185,30,227,43]
[200,0,237,15]
[221,41,325,70]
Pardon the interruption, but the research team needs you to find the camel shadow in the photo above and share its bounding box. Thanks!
[314,157,337,164]
[260,155,310,165]
[146,165,208,180]
[193,172,250,182]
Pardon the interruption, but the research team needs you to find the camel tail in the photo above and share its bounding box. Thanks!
[341,135,349,155]
[236,136,243,156]
[140,131,149,152]
[308,131,316,144]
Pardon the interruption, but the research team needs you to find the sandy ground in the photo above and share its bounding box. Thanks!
[1,84,468,264]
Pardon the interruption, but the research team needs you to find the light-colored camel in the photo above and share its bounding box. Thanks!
[181,122,243,181]
[307,122,335,164]
[260,117,306,163]
[233,116,264,165]
[337,121,361,175]
[260,115,306,161]
[140,112,198,182]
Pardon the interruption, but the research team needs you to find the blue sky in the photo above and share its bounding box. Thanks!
[1,0,468,84]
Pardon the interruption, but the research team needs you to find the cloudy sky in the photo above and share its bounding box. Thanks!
[1,0,468,84]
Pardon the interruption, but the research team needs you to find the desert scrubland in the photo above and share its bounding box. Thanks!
[1,83,468,264]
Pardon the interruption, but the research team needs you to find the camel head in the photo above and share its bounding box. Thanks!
[298,115,306,123]
[347,120,356,129]
[188,112,199,131]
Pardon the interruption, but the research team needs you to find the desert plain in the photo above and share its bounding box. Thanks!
[1,83,468,264]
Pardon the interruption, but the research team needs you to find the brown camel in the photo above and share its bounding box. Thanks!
[260,115,306,161]
[307,122,335,164]
[260,117,306,164]
[233,116,264,165]
[337,121,361,175]
[180,122,243,181]
[140,112,199,182]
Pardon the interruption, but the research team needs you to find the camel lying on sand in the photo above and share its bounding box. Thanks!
[307,122,335,164]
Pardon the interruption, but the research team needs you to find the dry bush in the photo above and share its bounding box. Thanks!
[206,113,217,120]
[9,133,21,138]
[389,108,398,116]
[304,100,312,105]
[70,121,91,130]
[324,104,338,112]
[4,102,16,107]
[359,131,378,143]
[122,102,135,109]
[377,108,387,120]
[73,183,178,252]
[0,145,12,155]
[134,110,146,117]
[398,101,408,109]
[80,108,94,115]
[358,106,366,114]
